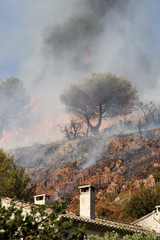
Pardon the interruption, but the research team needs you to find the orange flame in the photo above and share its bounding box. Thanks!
[0,130,14,145]
[24,96,40,112]
[86,53,93,63]
[38,117,54,135]
[0,116,55,148]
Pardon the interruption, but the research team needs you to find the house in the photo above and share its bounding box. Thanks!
[59,185,151,237]
[1,196,52,216]
[1,185,155,238]
[133,205,160,234]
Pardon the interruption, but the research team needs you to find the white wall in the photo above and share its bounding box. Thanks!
[136,212,160,233]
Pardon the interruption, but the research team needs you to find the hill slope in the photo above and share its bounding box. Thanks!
[11,128,160,221]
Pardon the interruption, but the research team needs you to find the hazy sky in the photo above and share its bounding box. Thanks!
[1,0,160,149]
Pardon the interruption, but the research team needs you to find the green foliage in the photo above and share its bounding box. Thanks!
[0,149,35,201]
[125,184,160,219]
[85,231,160,240]
[69,223,86,240]
[0,199,85,240]
[106,192,118,202]
[60,72,138,135]
[153,170,160,183]
[97,207,112,218]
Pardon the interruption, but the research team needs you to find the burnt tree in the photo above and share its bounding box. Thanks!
[60,72,138,135]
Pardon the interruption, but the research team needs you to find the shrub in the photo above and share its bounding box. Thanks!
[125,184,160,219]
[85,231,160,240]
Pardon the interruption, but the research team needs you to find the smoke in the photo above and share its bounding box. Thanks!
[42,0,160,100]
[1,0,160,149]
[81,136,109,170]
[43,0,160,94]
[44,0,129,71]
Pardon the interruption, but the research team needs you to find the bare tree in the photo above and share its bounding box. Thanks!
[59,118,89,140]
[137,119,143,138]
[139,101,160,126]
[60,72,138,135]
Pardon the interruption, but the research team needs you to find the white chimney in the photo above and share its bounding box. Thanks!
[34,194,52,206]
[79,185,95,219]
[155,205,160,220]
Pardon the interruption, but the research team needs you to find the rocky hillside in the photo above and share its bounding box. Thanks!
[11,128,160,222]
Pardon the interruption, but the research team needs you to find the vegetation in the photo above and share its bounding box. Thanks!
[1,198,158,239]
[125,184,160,219]
[85,231,160,240]
[0,77,31,139]
[153,170,160,183]
[59,118,89,140]
[0,149,35,201]
[136,101,160,137]
[60,72,138,135]
[0,199,85,240]
[139,101,160,126]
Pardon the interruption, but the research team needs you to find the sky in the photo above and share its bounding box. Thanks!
[1,0,160,149]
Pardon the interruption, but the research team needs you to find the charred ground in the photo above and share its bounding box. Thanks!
[10,128,160,222]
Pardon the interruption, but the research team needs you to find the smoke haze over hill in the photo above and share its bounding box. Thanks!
[1,0,160,149]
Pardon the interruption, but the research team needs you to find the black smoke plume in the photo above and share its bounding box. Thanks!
[45,0,129,70]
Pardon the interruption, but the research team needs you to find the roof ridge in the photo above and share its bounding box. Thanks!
[62,212,150,234]
[132,210,155,224]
